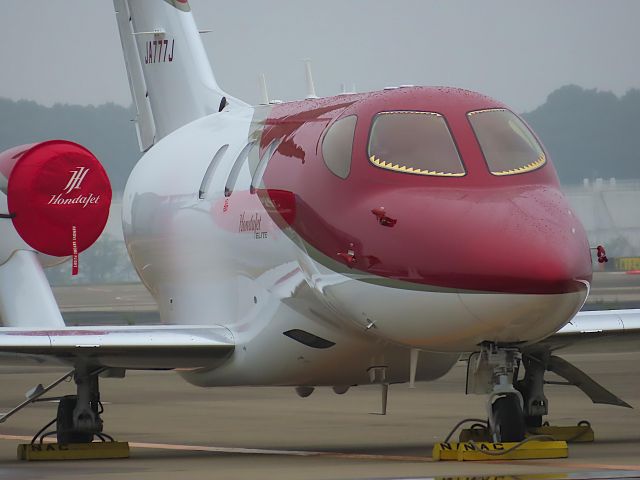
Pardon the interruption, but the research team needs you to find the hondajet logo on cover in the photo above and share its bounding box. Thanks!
[48,167,101,208]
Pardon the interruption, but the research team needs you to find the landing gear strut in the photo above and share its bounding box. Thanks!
[516,353,549,429]
[467,343,526,442]
[484,344,525,442]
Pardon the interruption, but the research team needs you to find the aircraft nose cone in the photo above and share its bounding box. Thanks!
[465,186,593,294]
[364,185,592,294]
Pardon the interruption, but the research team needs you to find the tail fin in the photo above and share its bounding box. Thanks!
[113,0,235,151]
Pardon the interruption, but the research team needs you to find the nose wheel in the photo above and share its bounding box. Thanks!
[491,395,526,442]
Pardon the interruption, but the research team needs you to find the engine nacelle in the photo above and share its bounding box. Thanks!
[0,140,111,268]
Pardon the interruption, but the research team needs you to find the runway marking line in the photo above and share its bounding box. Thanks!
[505,460,640,472]
[0,434,639,471]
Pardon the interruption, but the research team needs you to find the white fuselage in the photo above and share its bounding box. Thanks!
[122,106,588,388]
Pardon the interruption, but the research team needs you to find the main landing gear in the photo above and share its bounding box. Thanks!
[54,366,106,444]
[22,366,111,445]
[0,366,129,460]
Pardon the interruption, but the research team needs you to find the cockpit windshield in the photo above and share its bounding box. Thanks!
[468,108,546,176]
[368,111,465,177]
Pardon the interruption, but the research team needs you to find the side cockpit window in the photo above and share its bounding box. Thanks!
[322,115,356,179]
[368,111,465,177]
[468,109,546,176]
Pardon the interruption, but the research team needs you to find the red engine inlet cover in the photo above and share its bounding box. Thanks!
[0,140,112,257]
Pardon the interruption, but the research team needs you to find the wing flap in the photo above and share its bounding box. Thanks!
[0,325,234,370]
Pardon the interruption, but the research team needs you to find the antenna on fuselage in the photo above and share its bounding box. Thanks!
[259,73,270,105]
[341,82,357,95]
[368,366,389,415]
[304,59,319,100]
[409,348,419,388]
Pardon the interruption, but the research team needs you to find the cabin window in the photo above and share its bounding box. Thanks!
[468,108,546,176]
[225,142,256,197]
[322,115,357,179]
[199,144,229,199]
[251,138,281,193]
[368,111,465,177]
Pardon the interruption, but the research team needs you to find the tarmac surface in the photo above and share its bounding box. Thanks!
[0,354,638,479]
[0,277,636,479]
[586,271,640,310]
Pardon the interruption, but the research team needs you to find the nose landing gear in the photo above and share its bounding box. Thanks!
[434,342,569,461]
[471,343,526,442]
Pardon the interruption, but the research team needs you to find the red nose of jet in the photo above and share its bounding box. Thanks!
[362,185,592,295]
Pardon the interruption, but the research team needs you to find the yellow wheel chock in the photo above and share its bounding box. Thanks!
[17,441,130,461]
[528,421,594,443]
[459,420,594,445]
[433,439,568,461]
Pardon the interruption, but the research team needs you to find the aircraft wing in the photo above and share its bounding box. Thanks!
[0,325,234,370]
[518,309,640,409]
[530,309,640,354]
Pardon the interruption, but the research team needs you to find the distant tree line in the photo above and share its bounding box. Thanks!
[0,98,139,192]
[523,85,640,184]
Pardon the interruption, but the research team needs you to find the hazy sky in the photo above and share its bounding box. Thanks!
[2,1,639,112]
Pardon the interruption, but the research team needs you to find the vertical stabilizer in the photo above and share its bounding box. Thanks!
[114,0,156,151]
[114,0,233,149]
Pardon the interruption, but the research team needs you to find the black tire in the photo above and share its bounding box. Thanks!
[525,414,543,428]
[56,396,94,444]
[491,395,526,442]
